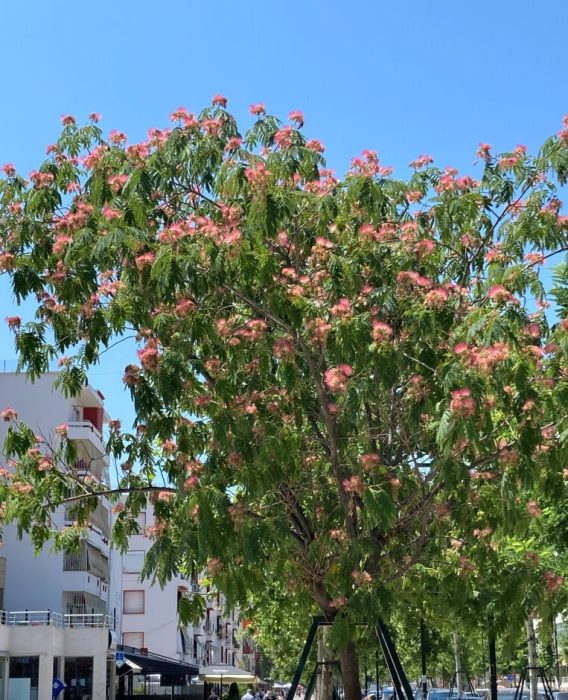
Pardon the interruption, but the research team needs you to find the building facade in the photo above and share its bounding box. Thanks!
[0,372,117,700]
[121,502,257,674]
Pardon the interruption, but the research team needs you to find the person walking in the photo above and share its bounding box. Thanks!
[242,688,255,700]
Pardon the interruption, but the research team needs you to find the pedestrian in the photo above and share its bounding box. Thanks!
[208,691,219,700]
[242,688,255,700]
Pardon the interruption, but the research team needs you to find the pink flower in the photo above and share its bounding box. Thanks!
[109,419,121,431]
[454,342,469,355]
[206,557,223,575]
[488,285,513,303]
[1,408,18,422]
[38,457,53,472]
[5,316,21,330]
[274,126,294,149]
[423,287,450,308]
[527,500,541,517]
[54,423,69,437]
[450,388,476,418]
[330,298,352,318]
[371,321,393,343]
[162,440,177,454]
[359,453,380,472]
[102,206,121,221]
[249,103,266,116]
[183,475,199,491]
[212,94,228,107]
[324,365,353,393]
[409,154,433,169]
[225,136,242,150]
[137,344,160,371]
[61,114,76,126]
[329,595,348,609]
[476,143,492,161]
[288,110,304,126]
[526,323,541,338]
[305,139,325,153]
[135,252,156,270]
[342,474,366,496]
[89,112,102,122]
[175,298,196,317]
[414,239,435,256]
[1,163,16,177]
[109,130,127,145]
[543,571,564,594]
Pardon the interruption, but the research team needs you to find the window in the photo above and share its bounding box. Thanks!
[124,551,145,574]
[123,632,144,648]
[9,657,39,700]
[123,590,145,614]
[64,657,93,700]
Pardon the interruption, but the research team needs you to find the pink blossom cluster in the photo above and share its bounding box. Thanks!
[330,298,352,318]
[498,145,527,169]
[371,320,393,343]
[543,571,564,593]
[1,408,18,422]
[324,364,353,393]
[342,474,366,496]
[449,388,476,418]
[306,318,332,346]
[487,285,515,303]
[274,126,294,149]
[359,453,380,472]
[350,150,393,178]
[29,171,55,189]
[137,340,161,371]
[245,161,270,188]
[454,341,511,373]
[5,316,21,330]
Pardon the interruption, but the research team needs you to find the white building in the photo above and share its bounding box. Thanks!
[0,372,117,700]
[121,502,257,674]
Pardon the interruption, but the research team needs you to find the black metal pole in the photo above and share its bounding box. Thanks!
[377,619,414,700]
[420,619,428,698]
[287,617,328,700]
[376,650,380,697]
[554,618,561,688]
[488,621,498,700]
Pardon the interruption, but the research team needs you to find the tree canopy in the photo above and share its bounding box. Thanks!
[1,100,568,697]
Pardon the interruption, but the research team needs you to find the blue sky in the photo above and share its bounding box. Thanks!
[1,0,567,427]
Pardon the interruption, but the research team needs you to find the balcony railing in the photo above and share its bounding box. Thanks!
[67,421,107,459]
[0,610,114,628]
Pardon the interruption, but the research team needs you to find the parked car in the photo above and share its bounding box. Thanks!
[414,690,481,700]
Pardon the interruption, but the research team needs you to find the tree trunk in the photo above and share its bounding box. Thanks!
[340,641,362,700]
[316,625,334,700]
[453,632,463,698]
[527,616,538,700]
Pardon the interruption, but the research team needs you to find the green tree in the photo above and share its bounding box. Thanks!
[1,101,568,700]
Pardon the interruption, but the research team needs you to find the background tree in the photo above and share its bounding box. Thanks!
[1,101,568,700]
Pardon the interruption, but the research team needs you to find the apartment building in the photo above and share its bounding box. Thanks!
[121,501,257,674]
[0,372,118,700]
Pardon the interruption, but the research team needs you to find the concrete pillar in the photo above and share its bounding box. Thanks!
[92,650,107,700]
[38,651,54,700]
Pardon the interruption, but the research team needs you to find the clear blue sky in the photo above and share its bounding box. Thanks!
[1,0,567,427]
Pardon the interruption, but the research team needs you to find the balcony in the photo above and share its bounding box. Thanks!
[86,526,110,557]
[1,610,113,628]
[62,572,109,603]
[67,421,107,459]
